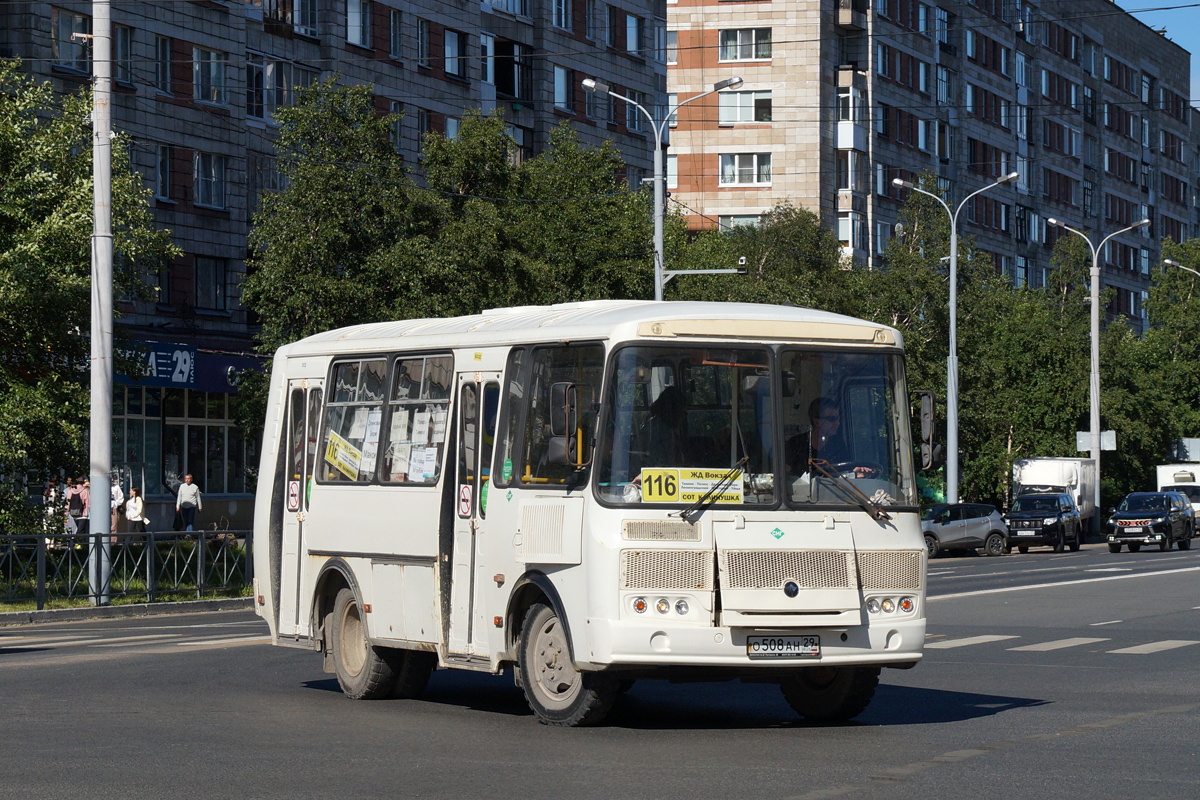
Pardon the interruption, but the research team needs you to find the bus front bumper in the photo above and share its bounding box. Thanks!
[580,617,926,669]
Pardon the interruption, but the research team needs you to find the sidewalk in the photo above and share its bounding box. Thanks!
[0,597,254,627]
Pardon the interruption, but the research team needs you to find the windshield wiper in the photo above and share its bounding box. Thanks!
[808,458,892,522]
[672,456,749,522]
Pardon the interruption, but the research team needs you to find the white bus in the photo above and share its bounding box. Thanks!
[253,301,927,726]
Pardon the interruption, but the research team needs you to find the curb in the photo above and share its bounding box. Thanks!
[0,597,254,627]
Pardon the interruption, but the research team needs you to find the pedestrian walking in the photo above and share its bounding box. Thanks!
[176,474,202,532]
[110,481,125,537]
[66,476,91,539]
[125,487,148,534]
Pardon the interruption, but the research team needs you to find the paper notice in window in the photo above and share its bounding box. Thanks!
[423,446,439,478]
[359,409,382,477]
[389,407,410,444]
[324,430,362,481]
[391,444,411,481]
[431,408,447,442]
[348,407,369,439]
[407,446,427,479]
[412,410,430,444]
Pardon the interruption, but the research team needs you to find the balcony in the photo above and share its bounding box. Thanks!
[837,121,867,152]
[837,0,867,31]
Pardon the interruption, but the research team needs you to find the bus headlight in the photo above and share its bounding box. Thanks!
[899,597,915,613]
[655,598,670,614]
[675,599,689,615]
[866,598,881,614]
[881,598,896,613]
[632,597,647,614]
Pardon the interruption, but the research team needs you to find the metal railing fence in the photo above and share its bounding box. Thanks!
[0,531,253,609]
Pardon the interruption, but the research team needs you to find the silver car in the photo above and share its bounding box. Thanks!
[921,503,1009,557]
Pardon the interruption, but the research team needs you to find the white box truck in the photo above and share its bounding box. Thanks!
[1012,458,1097,521]
[1156,464,1200,514]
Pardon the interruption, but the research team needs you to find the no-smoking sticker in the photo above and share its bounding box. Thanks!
[458,484,472,516]
[287,480,301,512]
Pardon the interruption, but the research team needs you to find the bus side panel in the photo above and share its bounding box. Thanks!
[253,350,290,638]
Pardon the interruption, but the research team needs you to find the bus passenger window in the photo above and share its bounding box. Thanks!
[492,349,527,489]
[520,344,604,487]
[380,355,453,484]
[320,359,386,483]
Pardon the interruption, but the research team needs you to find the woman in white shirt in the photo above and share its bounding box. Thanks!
[125,487,148,533]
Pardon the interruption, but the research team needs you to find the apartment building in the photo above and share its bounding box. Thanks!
[668,0,1197,326]
[0,0,666,523]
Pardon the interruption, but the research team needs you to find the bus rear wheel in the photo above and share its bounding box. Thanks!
[517,603,617,727]
[780,666,880,722]
[331,587,397,700]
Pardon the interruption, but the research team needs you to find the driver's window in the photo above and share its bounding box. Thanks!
[949,506,965,522]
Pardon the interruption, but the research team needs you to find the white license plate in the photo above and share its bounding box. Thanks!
[747,635,820,659]
[1017,531,1036,536]
[1124,526,1142,532]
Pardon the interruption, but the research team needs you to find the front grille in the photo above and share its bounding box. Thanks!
[1014,519,1041,529]
[1117,519,1151,527]
[620,550,713,591]
[622,520,701,542]
[721,550,856,590]
[857,550,923,591]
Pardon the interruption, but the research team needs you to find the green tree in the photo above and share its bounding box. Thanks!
[0,61,177,532]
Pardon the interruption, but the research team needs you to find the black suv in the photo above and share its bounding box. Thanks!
[1106,491,1195,553]
[1003,493,1083,553]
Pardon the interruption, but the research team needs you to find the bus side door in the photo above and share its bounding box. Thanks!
[279,380,323,638]
[448,371,501,657]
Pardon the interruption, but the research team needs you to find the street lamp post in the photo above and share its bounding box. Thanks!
[583,75,743,301]
[1047,217,1151,536]
[1163,258,1200,279]
[892,173,1019,504]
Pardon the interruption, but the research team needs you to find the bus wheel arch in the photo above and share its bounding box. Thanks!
[312,558,362,668]
[505,572,575,666]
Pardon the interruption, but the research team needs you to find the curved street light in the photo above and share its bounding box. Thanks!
[891,172,1019,503]
[584,76,743,301]
[1046,217,1151,535]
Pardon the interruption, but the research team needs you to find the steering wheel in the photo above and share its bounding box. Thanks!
[831,461,886,480]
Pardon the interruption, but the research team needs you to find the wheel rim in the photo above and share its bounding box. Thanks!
[987,535,1003,556]
[925,536,936,557]
[530,614,582,710]
[338,599,368,677]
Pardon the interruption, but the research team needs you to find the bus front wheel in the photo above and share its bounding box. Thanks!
[780,666,880,722]
[517,602,617,727]
[331,587,398,700]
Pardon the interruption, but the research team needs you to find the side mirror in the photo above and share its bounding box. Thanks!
[911,390,938,471]
[549,382,593,468]
[550,382,576,437]
[1108,506,1116,514]
[547,435,577,466]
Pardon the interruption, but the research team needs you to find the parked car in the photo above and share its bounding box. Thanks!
[1002,493,1083,553]
[921,503,1009,557]
[1105,491,1195,553]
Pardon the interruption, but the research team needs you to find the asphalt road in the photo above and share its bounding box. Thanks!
[2,542,1197,800]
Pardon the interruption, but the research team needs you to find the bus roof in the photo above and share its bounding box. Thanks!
[280,300,903,357]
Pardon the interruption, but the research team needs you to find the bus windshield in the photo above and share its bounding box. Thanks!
[595,345,916,509]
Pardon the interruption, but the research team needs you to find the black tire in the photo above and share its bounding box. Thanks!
[1052,531,1065,553]
[924,535,938,559]
[1018,546,1029,554]
[1178,535,1192,551]
[984,532,1006,557]
[517,603,617,726]
[1108,543,1122,553]
[1160,531,1172,552]
[780,666,881,722]
[1069,525,1082,552]
[1128,543,1142,553]
[386,649,437,699]
[331,587,397,700]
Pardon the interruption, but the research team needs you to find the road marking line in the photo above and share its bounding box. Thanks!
[1091,620,1123,626]
[928,566,1200,600]
[1,637,101,648]
[925,635,1019,649]
[1108,640,1200,655]
[1008,637,1109,652]
[176,635,271,646]
[90,634,184,647]
[1086,568,1132,573]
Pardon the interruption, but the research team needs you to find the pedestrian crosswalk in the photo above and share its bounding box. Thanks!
[927,633,1200,655]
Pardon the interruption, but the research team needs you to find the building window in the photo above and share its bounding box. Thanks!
[248,152,286,213]
[505,124,530,165]
[838,212,866,251]
[161,389,254,496]
[480,34,495,84]
[587,86,611,121]
[416,19,430,65]
[553,0,570,30]
[390,9,403,59]
[666,92,677,126]
[52,8,92,73]
[247,56,317,121]
[586,0,598,40]
[155,145,171,201]
[494,41,530,99]
[388,101,404,152]
[194,257,227,311]
[293,0,319,37]
[554,66,574,112]
[836,150,863,191]
[347,0,370,48]
[666,30,677,64]
[445,30,466,77]
[719,90,771,123]
[417,109,430,152]
[114,25,133,83]
[719,215,764,228]
[625,90,644,131]
[445,117,460,140]
[667,155,677,189]
[718,28,771,62]
[627,15,642,55]
[193,47,228,105]
[193,152,227,209]
[719,153,771,185]
[154,35,171,92]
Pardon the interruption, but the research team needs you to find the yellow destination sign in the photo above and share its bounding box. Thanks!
[640,468,744,504]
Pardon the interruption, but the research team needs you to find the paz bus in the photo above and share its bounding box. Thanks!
[252,301,928,726]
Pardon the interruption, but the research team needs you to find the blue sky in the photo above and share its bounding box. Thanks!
[1127,3,1200,100]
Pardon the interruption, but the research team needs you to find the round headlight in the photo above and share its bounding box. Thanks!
[675,599,689,615]
[655,598,670,614]
[899,597,915,613]
[881,598,896,613]
[1043,517,1057,526]
[632,597,647,614]
[866,598,881,614]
